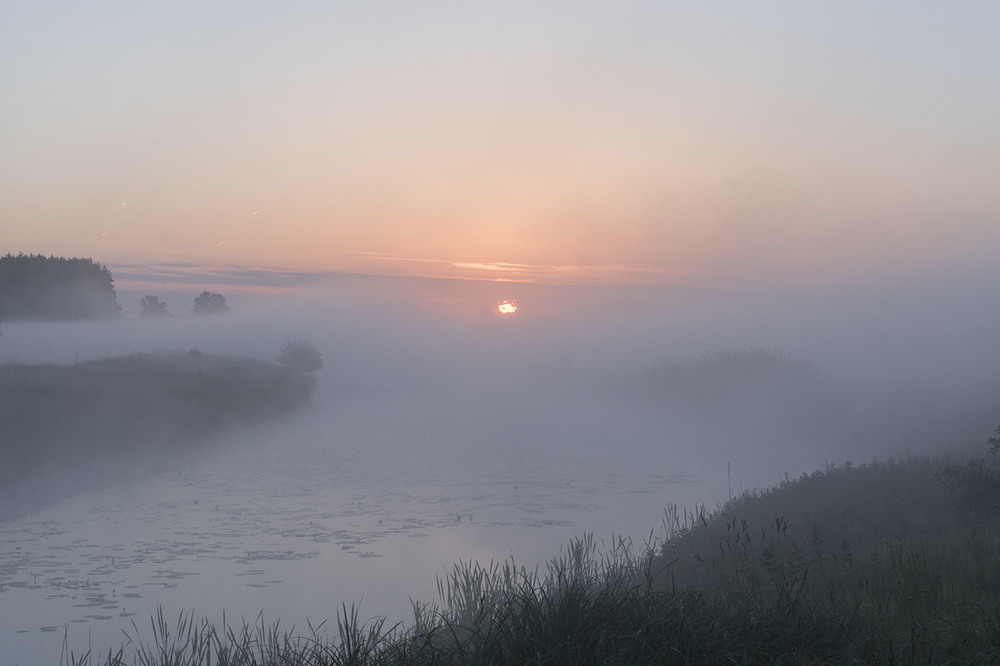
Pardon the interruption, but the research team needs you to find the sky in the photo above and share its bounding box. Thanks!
[2,1,999,289]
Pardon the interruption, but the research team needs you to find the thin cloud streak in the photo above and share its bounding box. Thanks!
[329,252,682,285]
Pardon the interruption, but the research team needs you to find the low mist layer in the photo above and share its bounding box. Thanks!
[5,273,997,500]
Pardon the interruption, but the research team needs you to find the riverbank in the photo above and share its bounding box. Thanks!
[61,448,1000,664]
[0,352,314,519]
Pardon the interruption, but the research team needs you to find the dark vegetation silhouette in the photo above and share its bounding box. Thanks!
[0,253,121,320]
[0,352,315,519]
[192,291,230,315]
[639,349,847,458]
[644,349,833,423]
[277,339,324,373]
[936,425,1000,515]
[637,346,997,466]
[139,294,171,318]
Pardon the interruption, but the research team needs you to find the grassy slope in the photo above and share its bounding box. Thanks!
[0,352,314,515]
[647,456,1000,663]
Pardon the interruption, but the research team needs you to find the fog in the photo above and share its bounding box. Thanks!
[2,275,999,660]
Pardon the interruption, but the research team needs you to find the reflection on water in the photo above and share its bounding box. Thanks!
[0,387,704,663]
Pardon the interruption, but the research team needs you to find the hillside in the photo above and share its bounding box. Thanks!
[0,352,314,517]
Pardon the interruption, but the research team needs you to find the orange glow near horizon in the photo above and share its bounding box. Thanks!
[497,300,518,315]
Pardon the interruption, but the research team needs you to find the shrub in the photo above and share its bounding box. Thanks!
[278,340,323,373]
[937,425,1000,515]
[139,295,170,318]
[192,291,230,315]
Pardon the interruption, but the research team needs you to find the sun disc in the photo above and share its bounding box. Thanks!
[497,300,517,315]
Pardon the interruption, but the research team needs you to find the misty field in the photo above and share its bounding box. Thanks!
[0,352,314,518]
[58,452,1000,665]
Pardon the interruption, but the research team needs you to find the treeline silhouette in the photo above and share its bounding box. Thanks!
[0,253,121,320]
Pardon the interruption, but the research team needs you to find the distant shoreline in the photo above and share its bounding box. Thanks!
[0,352,314,521]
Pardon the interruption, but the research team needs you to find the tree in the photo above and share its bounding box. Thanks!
[277,340,323,373]
[0,253,121,320]
[989,426,1000,456]
[192,291,230,315]
[139,295,170,318]
[937,425,1000,515]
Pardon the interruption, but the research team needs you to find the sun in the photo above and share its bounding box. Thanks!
[497,299,517,315]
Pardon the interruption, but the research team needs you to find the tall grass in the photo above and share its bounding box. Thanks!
[68,455,1000,665]
[65,605,396,666]
[651,456,1000,663]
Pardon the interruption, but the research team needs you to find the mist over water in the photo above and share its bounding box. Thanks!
[2,276,998,661]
